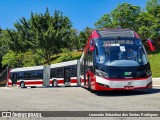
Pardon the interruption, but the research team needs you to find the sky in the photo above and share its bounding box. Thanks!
[0,0,148,31]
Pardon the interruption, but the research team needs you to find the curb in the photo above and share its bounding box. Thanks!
[153,85,160,87]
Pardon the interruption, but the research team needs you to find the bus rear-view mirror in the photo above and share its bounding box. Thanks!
[90,39,95,52]
[147,39,156,51]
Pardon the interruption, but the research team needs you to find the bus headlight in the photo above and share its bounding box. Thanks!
[146,70,152,77]
[95,69,109,78]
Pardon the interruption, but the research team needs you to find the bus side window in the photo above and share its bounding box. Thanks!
[18,72,25,80]
[86,51,93,71]
[51,68,56,78]
[24,71,31,80]
[56,68,63,78]
[80,61,84,75]
[71,65,77,77]
[36,70,43,79]
[12,73,17,81]
[31,70,43,79]
[10,73,13,80]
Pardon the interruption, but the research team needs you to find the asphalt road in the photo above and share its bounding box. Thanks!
[0,86,160,120]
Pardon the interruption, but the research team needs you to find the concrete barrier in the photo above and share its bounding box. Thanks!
[152,78,160,86]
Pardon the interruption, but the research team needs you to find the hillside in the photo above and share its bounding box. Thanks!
[50,51,82,64]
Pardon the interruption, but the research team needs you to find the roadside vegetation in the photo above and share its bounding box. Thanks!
[148,49,160,77]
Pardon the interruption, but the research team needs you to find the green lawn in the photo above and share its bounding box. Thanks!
[148,49,160,78]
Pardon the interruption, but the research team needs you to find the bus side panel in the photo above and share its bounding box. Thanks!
[7,79,12,86]
[17,80,43,87]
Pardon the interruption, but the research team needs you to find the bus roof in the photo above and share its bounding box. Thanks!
[92,29,140,39]
[50,60,77,68]
[10,65,43,72]
[10,60,78,72]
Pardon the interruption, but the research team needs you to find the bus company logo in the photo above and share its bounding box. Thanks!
[124,72,132,76]
[2,112,11,117]
[126,81,132,86]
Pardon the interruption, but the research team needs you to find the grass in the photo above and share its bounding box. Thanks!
[50,51,82,64]
[148,49,160,78]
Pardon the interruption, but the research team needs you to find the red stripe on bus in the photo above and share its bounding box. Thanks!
[24,81,43,85]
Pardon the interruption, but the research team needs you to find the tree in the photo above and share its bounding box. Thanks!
[136,12,160,40]
[111,3,140,30]
[2,50,43,68]
[78,27,93,49]
[95,14,114,29]
[7,8,72,64]
[146,0,160,17]
[135,0,160,46]
[0,30,10,69]
[146,0,160,47]
[69,29,80,51]
[95,3,140,31]
[94,1,160,47]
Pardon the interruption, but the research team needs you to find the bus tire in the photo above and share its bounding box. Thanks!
[91,90,97,93]
[31,86,36,88]
[52,80,58,87]
[20,82,25,88]
[88,75,91,90]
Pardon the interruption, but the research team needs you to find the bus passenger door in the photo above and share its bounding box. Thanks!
[64,68,71,85]
[12,73,17,85]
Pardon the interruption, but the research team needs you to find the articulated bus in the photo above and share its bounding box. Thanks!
[7,60,78,88]
[80,29,155,92]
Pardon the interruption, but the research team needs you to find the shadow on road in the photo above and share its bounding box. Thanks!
[20,85,81,89]
[92,88,160,97]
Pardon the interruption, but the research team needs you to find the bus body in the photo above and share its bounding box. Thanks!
[7,60,78,88]
[80,29,153,91]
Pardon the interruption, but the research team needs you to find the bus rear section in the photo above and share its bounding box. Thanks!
[80,29,153,92]
[7,66,44,88]
[50,60,78,87]
[7,60,79,88]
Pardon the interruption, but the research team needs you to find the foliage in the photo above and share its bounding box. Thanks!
[0,30,10,58]
[95,14,114,29]
[111,3,140,30]
[61,48,73,62]
[78,27,93,49]
[51,51,82,64]
[94,0,160,48]
[0,30,10,69]
[146,0,160,17]
[7,8,72,64]
[69,29,80,51]
[95,3,140,30]
[136,11,160,40]
[2,50,43,68]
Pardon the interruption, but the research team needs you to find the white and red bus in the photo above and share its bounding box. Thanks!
[79,29,155,92]
[7,60,78,88]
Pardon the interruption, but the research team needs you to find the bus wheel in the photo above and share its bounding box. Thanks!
[52,80,58,87]
[91,90,97,93]
[88,75,91,90]
[20,82,25,88]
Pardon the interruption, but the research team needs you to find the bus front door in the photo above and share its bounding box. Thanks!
[12,73,17,85]
[64,68,71,86]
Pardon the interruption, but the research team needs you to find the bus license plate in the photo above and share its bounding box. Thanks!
[124,86,134,90]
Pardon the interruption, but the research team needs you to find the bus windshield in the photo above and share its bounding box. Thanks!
[95,38,148,67]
